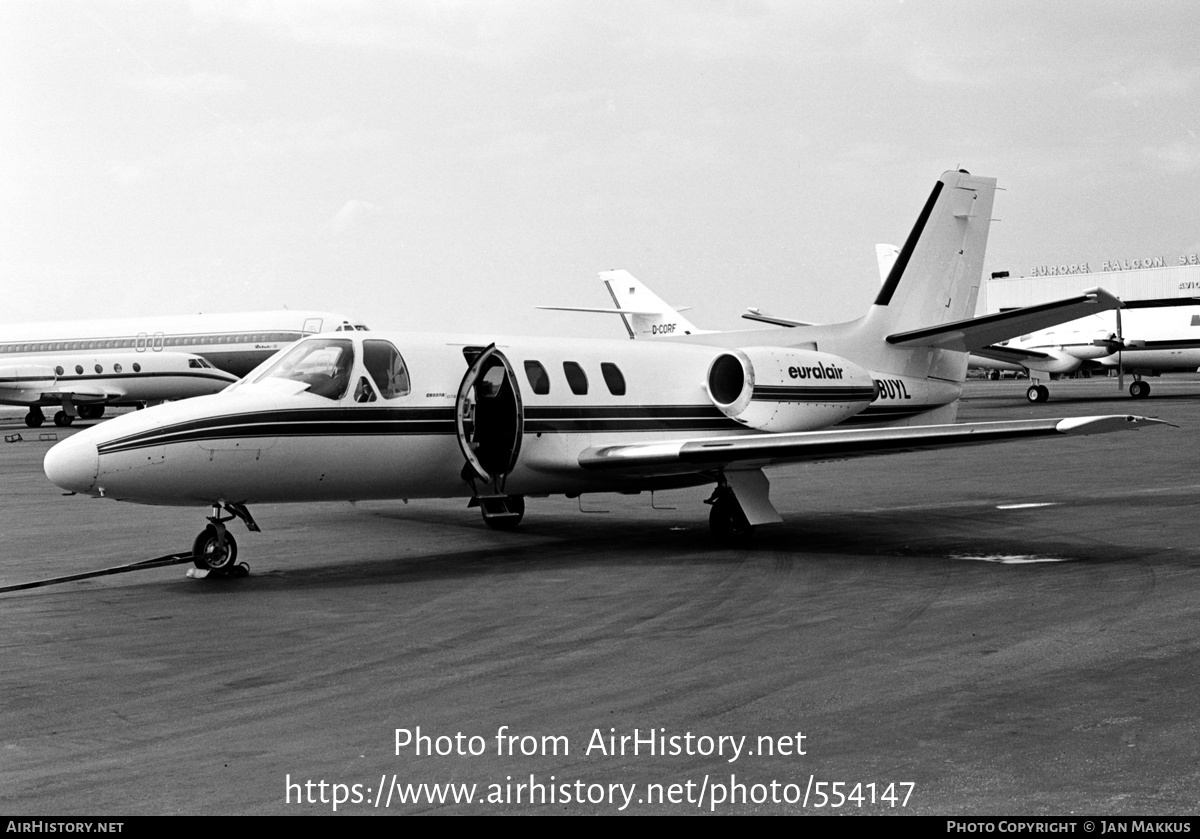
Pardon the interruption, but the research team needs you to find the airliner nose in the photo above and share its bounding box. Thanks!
[44,434,99,494]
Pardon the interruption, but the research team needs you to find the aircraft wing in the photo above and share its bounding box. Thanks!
[579,415,1166,476]
[31,385,119,403]
[886,288,1122,352]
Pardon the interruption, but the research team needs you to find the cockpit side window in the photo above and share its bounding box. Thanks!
[363,339,410,398]
[251,337,355,400]
[354,376,377,403]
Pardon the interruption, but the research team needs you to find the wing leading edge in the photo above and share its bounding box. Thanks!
[579,415,1167,475]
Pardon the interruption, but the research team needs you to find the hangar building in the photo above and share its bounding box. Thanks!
[981,252,1200,314]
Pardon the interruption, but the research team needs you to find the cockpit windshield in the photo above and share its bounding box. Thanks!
[251,338,355,400]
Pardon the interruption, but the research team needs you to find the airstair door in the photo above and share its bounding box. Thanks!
[454,344,524,486]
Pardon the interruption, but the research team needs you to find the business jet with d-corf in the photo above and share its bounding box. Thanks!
[44,171,1165,577]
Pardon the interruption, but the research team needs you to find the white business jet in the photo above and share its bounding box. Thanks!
[44,170,1166,577]
[1,309,366,426]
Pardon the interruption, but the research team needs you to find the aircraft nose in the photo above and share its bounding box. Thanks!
[44,434,99,495]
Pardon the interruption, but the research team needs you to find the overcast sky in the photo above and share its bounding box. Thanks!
[3,1,1199,335]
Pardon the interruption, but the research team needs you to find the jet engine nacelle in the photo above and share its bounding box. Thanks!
[705,347,876,432]
[0,364,57,398]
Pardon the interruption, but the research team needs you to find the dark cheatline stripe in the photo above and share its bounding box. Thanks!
[1138,340,1200,350]
[96,404,749,453]
[751,385,877,402]
[526,403,741,433]
[875,179,944,307]
[0,371,234,385]
[836,404,941,425]
[97,407,458,454]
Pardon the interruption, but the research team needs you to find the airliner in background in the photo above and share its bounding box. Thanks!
[1,310,367,427]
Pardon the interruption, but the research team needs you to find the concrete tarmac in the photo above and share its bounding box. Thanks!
[1,378,1198,815]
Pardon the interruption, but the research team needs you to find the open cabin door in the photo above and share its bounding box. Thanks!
[455,344,524,490]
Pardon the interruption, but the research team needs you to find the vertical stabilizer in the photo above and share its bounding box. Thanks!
[862,170,996,339]
[599,270,706,338]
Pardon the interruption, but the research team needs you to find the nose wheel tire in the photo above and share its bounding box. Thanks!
[192,526,238,571]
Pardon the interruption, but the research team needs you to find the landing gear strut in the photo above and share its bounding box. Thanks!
[190,502,259,577]
[705,483,755,544]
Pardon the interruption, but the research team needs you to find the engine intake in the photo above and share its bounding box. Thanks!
[706,347,876,432]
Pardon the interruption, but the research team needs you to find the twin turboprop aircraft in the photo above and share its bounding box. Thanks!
[43,170,1167,577]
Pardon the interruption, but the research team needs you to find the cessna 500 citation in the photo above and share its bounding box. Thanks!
[44,171,1167,576]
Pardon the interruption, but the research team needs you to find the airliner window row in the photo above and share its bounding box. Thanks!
[1,332,304,354]
[522,360,627,397]
[42,358,214,377]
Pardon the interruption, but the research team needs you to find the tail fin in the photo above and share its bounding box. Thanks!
[599,270,705,339]
[857,170,996,341]
[874,244,899,284]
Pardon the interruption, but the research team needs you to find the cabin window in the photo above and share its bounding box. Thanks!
[75,365,84,375]
[600,362,626,396]
[563,361,588,395]
[252,337,355,400]
[133,363,141,372]
[1191,315,1200,327]
[363,339,410,398]
[524,361,550,395]
[113,363,123,373]
[94,364,103,374]
[55,366,64,376]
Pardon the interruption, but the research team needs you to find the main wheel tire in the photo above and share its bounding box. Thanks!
[24,412,43,428]
[192,526,238,571]
[1129,381,1151,398]
[53,411,74,427]
[1026,385,1049,404]
[709,496,755,544]
[78,405,105,420]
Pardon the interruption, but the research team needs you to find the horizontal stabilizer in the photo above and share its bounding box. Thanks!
[536,305,666,317]
[579,415,1167,474]
[741,308,812,328]
[887,288,1122,352]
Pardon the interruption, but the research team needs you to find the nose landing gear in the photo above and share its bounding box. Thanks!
[190,502,259,578]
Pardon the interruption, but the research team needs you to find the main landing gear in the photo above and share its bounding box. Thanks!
[1129,377,1151,399]
[24,407,44,428]
[1026,384,1050,403]
[190,502,260,578]
[705,483,755,544]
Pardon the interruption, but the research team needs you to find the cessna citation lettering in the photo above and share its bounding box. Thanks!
[44,171,1166,577]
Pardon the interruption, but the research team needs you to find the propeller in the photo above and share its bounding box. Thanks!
[1116,304,1124,391]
